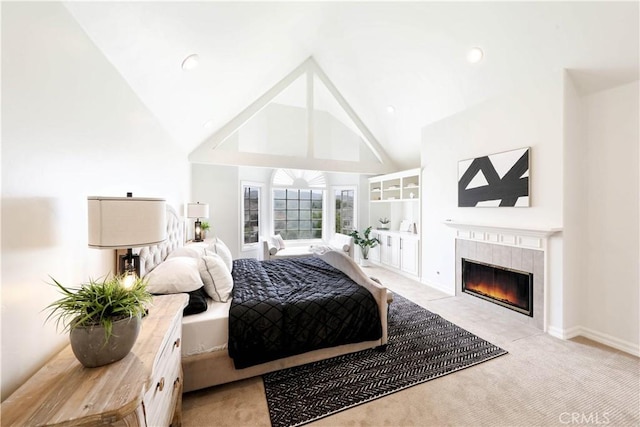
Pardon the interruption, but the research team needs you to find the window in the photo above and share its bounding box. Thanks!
[273,189,323,240]
[272,169,326,241]
[242,184,261,245]
[335,189,355,235]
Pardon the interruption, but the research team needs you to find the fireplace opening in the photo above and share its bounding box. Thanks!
[462,258,533,317]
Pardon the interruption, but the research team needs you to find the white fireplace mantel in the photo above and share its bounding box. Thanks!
[444,220,562,250]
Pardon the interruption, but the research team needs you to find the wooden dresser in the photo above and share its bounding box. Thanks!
[1,294,188,426]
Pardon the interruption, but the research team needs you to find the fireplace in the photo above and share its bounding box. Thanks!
[462,258,533,317]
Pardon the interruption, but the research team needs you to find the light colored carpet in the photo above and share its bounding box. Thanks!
[182,265,640,427]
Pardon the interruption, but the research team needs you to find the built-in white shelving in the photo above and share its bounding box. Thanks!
[369,168,420,202]
[367,168,421,279]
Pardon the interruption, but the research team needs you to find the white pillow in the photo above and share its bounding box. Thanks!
[329,236,351,253]
[267,242,278,256]
[145,257,204,294]
[273,234,286,250]
[167,246,206,259]
[309,244,332,255]
[199,255,233,302]
[207,239,233,272]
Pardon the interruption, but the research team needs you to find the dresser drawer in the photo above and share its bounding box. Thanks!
[144,311,183,426]
[145,358,181,426]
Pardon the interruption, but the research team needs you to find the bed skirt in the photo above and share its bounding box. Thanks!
[182,338,383,392]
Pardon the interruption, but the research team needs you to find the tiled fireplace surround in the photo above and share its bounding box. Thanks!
[447,221,561,332]
[455,239,544,330]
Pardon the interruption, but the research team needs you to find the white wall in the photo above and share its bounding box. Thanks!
[357,175,371,236]
[231,104,307,157]
[191,164,241,255]
[1,3,190,399]
[420,73,564,299]
[582,81,639,352]
[562,72,587,333]
[421,70,639,355]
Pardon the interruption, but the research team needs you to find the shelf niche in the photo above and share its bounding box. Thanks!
[369,168,420,202]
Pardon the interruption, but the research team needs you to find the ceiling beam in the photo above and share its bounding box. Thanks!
[189,56,397,174]
[190,150,391,175]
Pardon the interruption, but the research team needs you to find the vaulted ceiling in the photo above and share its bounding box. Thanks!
[64,1,639,171]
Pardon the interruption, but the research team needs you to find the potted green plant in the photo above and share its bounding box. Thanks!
[378,217,390,230]
[349,226,380,266]
[45,275,152,368]
[201,221,210,239]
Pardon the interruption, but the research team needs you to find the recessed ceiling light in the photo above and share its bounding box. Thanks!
[203,120,214,128]
[386,105,396,114]
[181,54,200,71]
[467,47,484,64]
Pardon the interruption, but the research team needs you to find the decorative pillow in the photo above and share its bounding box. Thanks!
[183,287,209,316]
[207,239,233,272]
[267,242,278,256]
[199,255,233,302]
[309,244,332,255]
[167,246,206,260]
[273,234,286,250]
[328,235,352,253]
[145,257,204,294]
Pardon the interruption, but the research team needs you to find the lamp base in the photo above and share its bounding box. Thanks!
[118,253,140,277]
[194,219,203,242]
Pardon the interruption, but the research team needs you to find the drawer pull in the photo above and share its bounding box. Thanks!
[157,377,165,392]
[173,338,181,349]
[173,377,181,390]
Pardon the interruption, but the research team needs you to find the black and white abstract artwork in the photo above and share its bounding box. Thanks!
[458,147,530,207]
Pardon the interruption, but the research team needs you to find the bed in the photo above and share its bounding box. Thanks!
[138,207,389,393]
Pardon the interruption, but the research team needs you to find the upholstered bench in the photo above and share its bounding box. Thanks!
[261,233,354,260]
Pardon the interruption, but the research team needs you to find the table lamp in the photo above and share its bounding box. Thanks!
[88,193,166,283]
[187,202,209,242]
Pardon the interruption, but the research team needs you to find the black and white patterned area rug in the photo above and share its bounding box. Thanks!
[263,293,508,427]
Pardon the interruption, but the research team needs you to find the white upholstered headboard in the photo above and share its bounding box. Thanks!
[138,205,184,277]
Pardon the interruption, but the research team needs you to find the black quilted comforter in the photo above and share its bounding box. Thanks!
[228,256,382,369]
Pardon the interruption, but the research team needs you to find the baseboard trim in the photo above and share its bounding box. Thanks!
[547,325,567,339]
[421,280,455,296]
[578,327,639,357]
[547,325,580,339]
[548,325,639,357]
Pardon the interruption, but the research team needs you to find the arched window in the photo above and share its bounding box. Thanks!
[272,169,326,188]
[272,169,326,240]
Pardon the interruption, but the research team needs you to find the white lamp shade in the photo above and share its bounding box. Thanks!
[88,197,166,249]
[187,203,209,219]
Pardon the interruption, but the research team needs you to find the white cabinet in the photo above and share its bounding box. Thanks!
[369,232,381,262]
[371,230,419,278]
[380,234,400,269]
[368,168,421,279]
[400,237,419,276]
